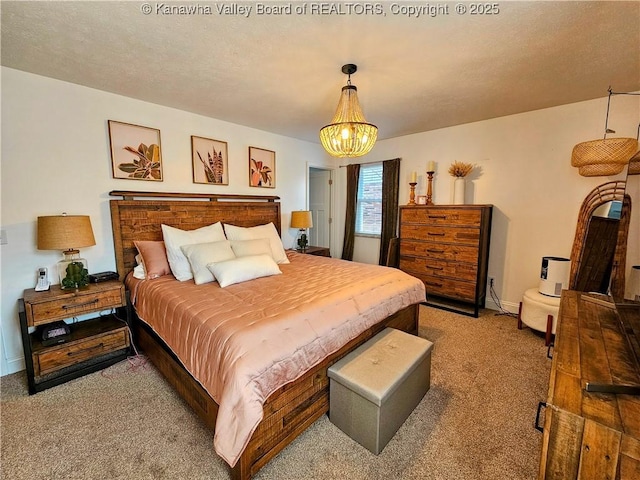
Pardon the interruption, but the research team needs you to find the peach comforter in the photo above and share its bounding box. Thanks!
[127,251,425,467]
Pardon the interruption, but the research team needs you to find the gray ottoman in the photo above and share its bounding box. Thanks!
[327,327,433,454]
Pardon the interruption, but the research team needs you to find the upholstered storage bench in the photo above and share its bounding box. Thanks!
[327,328,433,454]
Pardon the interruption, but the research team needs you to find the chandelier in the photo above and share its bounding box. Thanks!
[571,88,639,177]
[319,64,378,158]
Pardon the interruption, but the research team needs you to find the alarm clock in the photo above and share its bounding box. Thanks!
[39,321,71,346]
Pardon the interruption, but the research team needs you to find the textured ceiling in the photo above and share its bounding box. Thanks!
[2,1,639,143]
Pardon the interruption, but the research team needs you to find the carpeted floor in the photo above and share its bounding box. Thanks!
[1,306,551,480]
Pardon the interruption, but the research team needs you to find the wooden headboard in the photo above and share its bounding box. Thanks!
[109,190,281,280]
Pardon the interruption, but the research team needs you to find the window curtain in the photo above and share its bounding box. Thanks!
[341,163,360,260]
[379,158,401,266]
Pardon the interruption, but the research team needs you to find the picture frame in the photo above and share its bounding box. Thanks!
[417,195,427,205]
[108,120,163,181]
[249,146,275,188]
[191,135,229,185]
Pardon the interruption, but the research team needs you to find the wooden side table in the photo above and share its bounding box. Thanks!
[19,280,130,394]
[298,246,331,257]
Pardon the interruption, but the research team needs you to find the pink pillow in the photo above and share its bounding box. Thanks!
[134,240,171,279]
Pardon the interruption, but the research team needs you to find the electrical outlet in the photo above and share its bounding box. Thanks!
[489,277,495,287]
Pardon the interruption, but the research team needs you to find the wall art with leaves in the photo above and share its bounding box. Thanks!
[108,120,163,181]
[249,146,275,188]
[191,136,229,185]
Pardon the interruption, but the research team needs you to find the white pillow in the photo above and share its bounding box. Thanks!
[180,240,235,285]
[161,222,226,281]
[133,264,146,280]
[223,223,289,264]
[230,238,273,258]
[207,254,282,288]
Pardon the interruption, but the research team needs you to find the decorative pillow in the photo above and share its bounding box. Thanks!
[207,254,282,288]
[134,240,172,280]
[230,238,273,258]
[223,223,289,264]
[161,223,226,281]
[133,264,146,280]
[180,240,235,285]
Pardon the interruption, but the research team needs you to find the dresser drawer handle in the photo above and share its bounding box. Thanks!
[535,401,546,432]
[425,282,443,288]
[67,342,105,356]
[62,299,99,310]
[430,266,444,271]
[427,215,446,219]
[427,232,445,236]
[427,249,444,254]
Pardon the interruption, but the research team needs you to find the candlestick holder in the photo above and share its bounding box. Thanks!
[408,182,417,205]
[426,171,434,205]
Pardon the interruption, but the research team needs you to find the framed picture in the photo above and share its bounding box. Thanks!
[417,195,427,205]
[249,146,275,188]
[191,136,229,185]
[108,120,162,181]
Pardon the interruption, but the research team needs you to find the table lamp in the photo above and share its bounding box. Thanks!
[37,214,96,289]
[290,211,313,252]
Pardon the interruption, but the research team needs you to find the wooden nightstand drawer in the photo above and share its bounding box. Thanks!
[33,324,129,377]
[28,290,123,326]
[24,281,125,327]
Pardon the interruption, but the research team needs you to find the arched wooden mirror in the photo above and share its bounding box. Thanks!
[568,180,631,299]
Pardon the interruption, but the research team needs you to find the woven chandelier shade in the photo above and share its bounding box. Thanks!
[37,215,96,252]
[290,210,313,229]
[320,65,378,158]
[571,137,638,177]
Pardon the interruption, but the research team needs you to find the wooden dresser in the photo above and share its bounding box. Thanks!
[538,290,640,479]
[398,204,492,317]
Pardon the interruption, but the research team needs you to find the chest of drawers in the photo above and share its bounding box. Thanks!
[399,205,492,317]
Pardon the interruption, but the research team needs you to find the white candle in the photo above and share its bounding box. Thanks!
[410,171,417,183]
[427,161,436,172]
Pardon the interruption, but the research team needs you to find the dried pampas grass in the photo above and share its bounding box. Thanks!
[448,161,474,177]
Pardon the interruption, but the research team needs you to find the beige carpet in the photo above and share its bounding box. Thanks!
[1,306,550,480]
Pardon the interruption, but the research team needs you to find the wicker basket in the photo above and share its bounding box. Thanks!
[571,137,638,167]
[577,162,626,177]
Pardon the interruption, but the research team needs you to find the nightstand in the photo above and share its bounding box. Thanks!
[299,246,331,257]
[18,280,130,394]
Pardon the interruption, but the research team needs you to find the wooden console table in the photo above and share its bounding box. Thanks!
[538,290,640,479]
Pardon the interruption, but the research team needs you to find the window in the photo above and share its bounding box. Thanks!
[355,163,382,236]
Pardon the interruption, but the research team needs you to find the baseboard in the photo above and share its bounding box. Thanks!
[1,356,25,376]
[485,298,520,315]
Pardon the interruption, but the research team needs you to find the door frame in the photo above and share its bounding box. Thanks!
[306,162,336,256]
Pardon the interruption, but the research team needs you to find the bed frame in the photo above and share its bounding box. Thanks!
[109,190,419,480]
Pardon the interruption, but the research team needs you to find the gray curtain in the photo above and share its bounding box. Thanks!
[341,163,360,260]
[379,158,401,266]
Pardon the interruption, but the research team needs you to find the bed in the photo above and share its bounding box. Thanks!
[109,190,425,479]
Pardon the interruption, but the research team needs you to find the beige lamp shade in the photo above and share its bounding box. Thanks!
[37,215,96,251]
[290,211,313,229]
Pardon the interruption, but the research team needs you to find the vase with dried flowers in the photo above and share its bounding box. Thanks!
[448,161,474,204]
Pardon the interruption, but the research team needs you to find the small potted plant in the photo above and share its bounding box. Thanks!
[448,161,474,204]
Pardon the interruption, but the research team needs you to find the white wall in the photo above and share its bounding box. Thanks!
[336,95,639,311]
[0,67,330,376]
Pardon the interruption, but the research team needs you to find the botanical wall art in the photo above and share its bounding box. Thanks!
[191,135,229,185]
[249,146,275,188]
[108,120,163,181]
